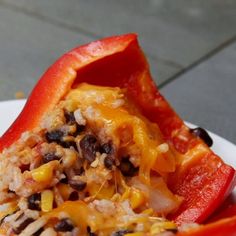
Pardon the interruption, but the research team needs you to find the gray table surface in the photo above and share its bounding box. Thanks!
[0,0,235,144]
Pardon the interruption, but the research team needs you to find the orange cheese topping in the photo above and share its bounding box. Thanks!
[64,83,176,184]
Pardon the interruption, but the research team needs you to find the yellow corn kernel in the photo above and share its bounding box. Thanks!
[130,188,145,209]
[64,99,78,112]
[120,187,131,201]
[162,221,177,230]
[41,190,54,212]
[111,193,121,201]
[31,163,54,182]
[88,183,115,200]
[141,208,154,215]
[150,223,162,235]
[125,233,144,236]
[150,221,177,235]
[57,183,73,200]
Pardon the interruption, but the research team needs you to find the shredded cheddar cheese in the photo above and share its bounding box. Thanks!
[65,83,176,184]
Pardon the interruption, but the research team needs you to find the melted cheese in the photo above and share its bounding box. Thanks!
[64,83,176,184]
[46,201,90,233]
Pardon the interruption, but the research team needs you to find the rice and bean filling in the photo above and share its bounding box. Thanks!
[0,84,184,235]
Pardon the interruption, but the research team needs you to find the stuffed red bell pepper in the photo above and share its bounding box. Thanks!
[0,34,235,235]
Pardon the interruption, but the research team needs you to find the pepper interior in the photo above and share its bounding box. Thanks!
[0,83,183,235]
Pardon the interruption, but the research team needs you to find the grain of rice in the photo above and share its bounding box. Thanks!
[111,99,125,108]
[90,158,99,168]
[157,143,169,153]
[18,198,28,211]
[40,227,57,236]
[93,199,116,216]
[19,217,47,236]
[74,109,86,126]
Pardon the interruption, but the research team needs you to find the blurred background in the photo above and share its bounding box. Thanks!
[0,0,235,143]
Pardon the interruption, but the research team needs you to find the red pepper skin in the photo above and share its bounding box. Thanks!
[214,203,236,220]
[167,153,235,224]
[207,195,236,222]
[0,34,235,224]
[176,216,236,236]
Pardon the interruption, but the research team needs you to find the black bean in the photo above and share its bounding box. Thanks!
[45,130,64,143]
[32,227,44,236]
[68,191,79,201]
[119,157,138,177]
[104,155,115,170]
[167,228,178,234]
[75,124,86,134]
[65,112,85,135]
[45,130,78,149]
[60,174,68,184]
[112,229,133,236]
[87,226,97,236]
[69,179,87,191]
[80,135,100,163]
[74,167,85,176]
[190,127,213,147]
[20,164,30,173]
[13,218,34,234]
[43,153,61,163]
[7,189,15,193]
[100,142,114,155]
[60,140,78,150]
[54,218,74,232]
[28,193,41,211]
[65,112,76,125]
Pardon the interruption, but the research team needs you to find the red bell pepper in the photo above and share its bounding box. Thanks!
[0,33,235,225]
[207,194,236,222]
[213,203,236,221]
[176,216,236,236]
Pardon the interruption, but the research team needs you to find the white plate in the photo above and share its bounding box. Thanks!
[0,100,235,201]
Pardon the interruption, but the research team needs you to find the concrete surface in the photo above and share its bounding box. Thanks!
[161,42,236,143]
